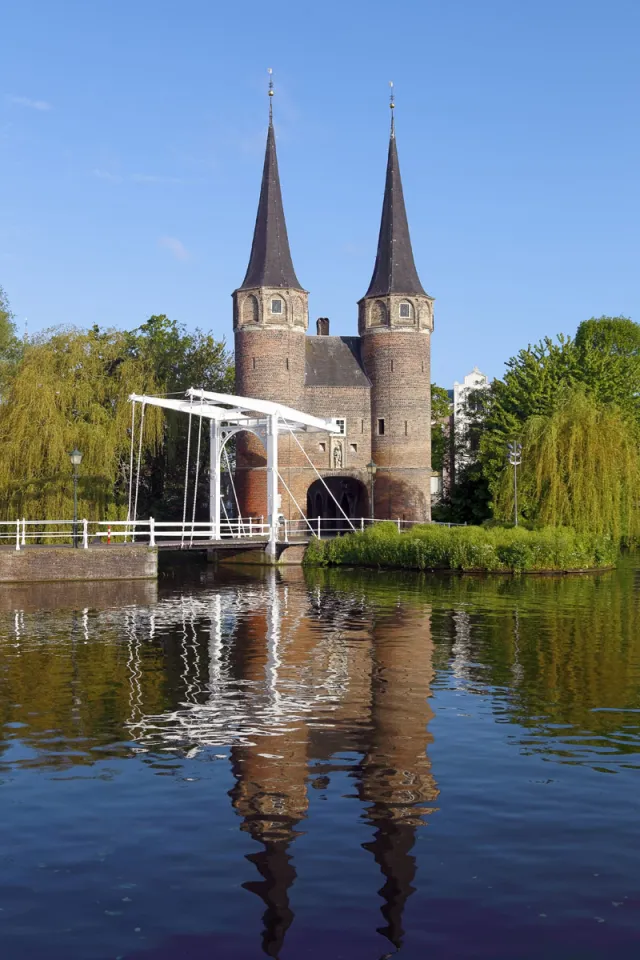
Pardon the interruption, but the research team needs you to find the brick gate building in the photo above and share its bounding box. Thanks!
[233,95,434,524]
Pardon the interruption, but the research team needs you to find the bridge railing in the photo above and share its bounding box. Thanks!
[282,517,465,540]
[0,519,93,550]
[145,520,272,543]
[1,516,464,550]
[0,518,274,550]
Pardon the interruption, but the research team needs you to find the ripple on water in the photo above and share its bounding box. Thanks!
[0,562,638,959]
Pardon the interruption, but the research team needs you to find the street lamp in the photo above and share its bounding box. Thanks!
[366,459,377,521]
[69,448,82,548]
[506,442,522,527]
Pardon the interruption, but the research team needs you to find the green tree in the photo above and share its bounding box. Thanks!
[447,461,492,525]
[0,326,163,520]
[478,335,581,495]
[478,317,640,487]
[0,285,15,353]
[575,316,640,418]
[494,388,640,540]
[477,318,640,526]
[430,383,451,473]
[129,314,233,392]
[0,285,21,398]
[0,315,234,522]
[129,315,234,519]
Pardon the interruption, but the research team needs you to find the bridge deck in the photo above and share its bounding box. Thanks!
[156,538,310,551]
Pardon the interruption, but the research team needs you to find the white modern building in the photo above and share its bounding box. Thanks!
[452,367,490,476]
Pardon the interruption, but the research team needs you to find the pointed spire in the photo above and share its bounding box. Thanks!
[244,843,296,958]
[363,88,426,299]
[238,71,303,291]
[364,819,417,950]
[389,80,395,139]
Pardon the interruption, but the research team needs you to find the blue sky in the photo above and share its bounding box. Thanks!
[2,0,639,386]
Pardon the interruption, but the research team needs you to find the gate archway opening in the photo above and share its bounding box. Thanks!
[306,477,367,534]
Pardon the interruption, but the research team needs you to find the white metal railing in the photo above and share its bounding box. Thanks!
[0,519,92,551]
[282,516,466,540]
[0,516,464,551]
[0,518,273,550]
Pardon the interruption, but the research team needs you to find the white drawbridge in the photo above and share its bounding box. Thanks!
[127,388,345,557]
[0,389,452,552]
[0,389,457,552]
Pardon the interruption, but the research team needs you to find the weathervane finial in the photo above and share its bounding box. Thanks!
[389,80,395,137]
[268,67,274,123]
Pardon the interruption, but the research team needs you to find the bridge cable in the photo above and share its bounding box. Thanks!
[276,471,315,535]
[189,406,204,546]
[223,442,246,536]
[126,400,136,542]
[280,418,356,531]
[132,401,146,542]
[181,395,194,548]
[220,487,231,526]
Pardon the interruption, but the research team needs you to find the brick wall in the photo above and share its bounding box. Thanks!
[234,327,432,523]
[362,330,432,522]
[301,386,371,473]
[234,327,307,518]
[0,545,157,583]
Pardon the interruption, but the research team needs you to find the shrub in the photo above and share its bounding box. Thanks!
[303,524,616,573]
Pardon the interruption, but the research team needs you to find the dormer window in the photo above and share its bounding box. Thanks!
[399,301,412,319]
[271,298,283,315]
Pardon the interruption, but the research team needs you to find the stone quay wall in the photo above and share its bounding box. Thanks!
[0,545,158,583]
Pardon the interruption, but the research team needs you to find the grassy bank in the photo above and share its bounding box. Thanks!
[304,523,616,573]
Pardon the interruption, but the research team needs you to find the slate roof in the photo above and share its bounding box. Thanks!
[363,134,427,299]
[305,336,371,388]
[238,121,303,291]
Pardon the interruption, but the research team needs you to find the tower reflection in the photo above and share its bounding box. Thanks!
[227,574,313,957]
[359,605,438,950]
[123,567,438,957]
[222,570,437,956]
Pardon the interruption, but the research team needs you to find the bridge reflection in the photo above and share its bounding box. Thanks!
[126,567,438,957]
[0,567,437,957]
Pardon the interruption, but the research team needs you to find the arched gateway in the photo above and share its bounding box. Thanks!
[307,477,368,533]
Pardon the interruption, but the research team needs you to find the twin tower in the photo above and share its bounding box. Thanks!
[232,94,434,524]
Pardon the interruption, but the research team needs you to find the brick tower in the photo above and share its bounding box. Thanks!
[358,98,434,522]
[232,81,308,518]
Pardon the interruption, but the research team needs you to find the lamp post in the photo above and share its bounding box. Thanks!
[366,459,377,522]
[69,448,82,548]
[507,442,522,527]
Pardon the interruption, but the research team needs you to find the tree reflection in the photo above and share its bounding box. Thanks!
[312,564,640,748]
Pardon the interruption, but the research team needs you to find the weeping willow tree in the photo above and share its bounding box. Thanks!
[0,327,163,520]
[0,284,21,399]
[495,388,640,540]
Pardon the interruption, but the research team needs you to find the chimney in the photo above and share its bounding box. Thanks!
[316,317,330,336]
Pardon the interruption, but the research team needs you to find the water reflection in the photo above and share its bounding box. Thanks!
[0,568,439,956]
[358,605,437,949]
[0,562,639,958]
[222,577,439,956]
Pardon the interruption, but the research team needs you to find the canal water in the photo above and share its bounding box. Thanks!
[0,560,639,959]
